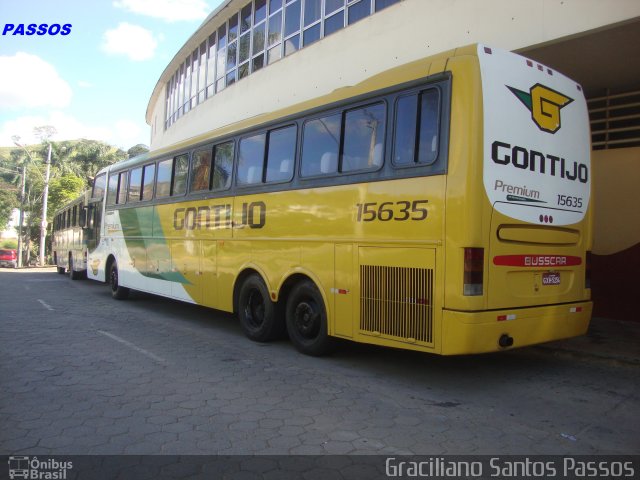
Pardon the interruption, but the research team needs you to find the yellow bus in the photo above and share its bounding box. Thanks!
[87,44,592,355]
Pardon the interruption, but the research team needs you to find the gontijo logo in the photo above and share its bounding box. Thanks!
[2,24,72,36]
[507,83,573,134]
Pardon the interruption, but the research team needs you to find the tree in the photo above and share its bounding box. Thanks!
[1,133,127,265]
[127,143,150,158]
[0,187,18,232]
[48,175,85,216]
[0,154,21,232]
[66,140,127,183]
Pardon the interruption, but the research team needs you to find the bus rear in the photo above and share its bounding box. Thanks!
[442,45,592,354]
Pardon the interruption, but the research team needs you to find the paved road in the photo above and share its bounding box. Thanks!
[1,268,638,457]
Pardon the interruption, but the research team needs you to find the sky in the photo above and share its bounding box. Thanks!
[0,0,224,150]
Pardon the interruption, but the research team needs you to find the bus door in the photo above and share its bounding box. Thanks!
[86,200,102,252]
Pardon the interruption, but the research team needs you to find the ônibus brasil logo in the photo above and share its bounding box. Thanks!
[507,83,573,134]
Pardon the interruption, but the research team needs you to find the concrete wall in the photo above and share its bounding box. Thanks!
[592,147,640,256]
[591,147,640,321]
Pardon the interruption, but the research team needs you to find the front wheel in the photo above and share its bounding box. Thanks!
[109,260,129,300]
[285,280,334,356]
[237,274,283,342]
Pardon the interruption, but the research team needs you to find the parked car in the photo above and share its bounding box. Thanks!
[0,249,18,268]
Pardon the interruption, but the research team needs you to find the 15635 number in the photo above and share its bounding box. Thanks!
[356,200,428,222]
[557,194,583,209]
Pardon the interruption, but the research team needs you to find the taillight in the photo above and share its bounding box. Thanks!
[464,247,484,296]
[585,251,592,289]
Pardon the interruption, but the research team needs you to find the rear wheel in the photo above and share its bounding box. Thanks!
[109,260,129,300]
[238,274,283,342]
[285,280,334,356]
[57,266,65,274]
[69,254,81,280]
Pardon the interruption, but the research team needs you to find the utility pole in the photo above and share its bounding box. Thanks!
[39,143,52,266]
[11,136,30,268]
[17,164,26,268]
[33,126,57,267]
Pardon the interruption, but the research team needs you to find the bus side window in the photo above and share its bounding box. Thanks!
[117,171,128,205]
[301,113,341,177]
[212,141,234,190]
[265,125,296,183]
[107,173,119,206]
[172,154,189,196]
[191,148,212,192]
[156,159,173,198]
[94,204,101,230]
[79,206,87,228]
[128,167,143,202]
[393,88,440,166]
[92,173,106,200]
[238,133,266,185]
[417,89,440,164]
[342,102,386,172]
[142,163,156,201]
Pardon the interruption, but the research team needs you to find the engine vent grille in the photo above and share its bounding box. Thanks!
[360,265,434,344]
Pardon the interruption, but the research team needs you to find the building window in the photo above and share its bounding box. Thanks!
[347,0,370,25]
[164,0,402,130]
[183,55,192,114]
[198,41,207,103]
[206,33,216,98]
[267,7,283,64]
[375,0,400,11]
[324,9,344,36]
[216,24,227,92]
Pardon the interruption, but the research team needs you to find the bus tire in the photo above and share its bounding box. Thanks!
[57,266,65,274]
[109,260,129,300]
[69,255,81,280]
[285,280,334,356]
[238,274,282,342]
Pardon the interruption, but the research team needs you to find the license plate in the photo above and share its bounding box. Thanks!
[542,272,561,286]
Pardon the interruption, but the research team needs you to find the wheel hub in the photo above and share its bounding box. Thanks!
[246,290,265,327]
[294,301,318,337]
